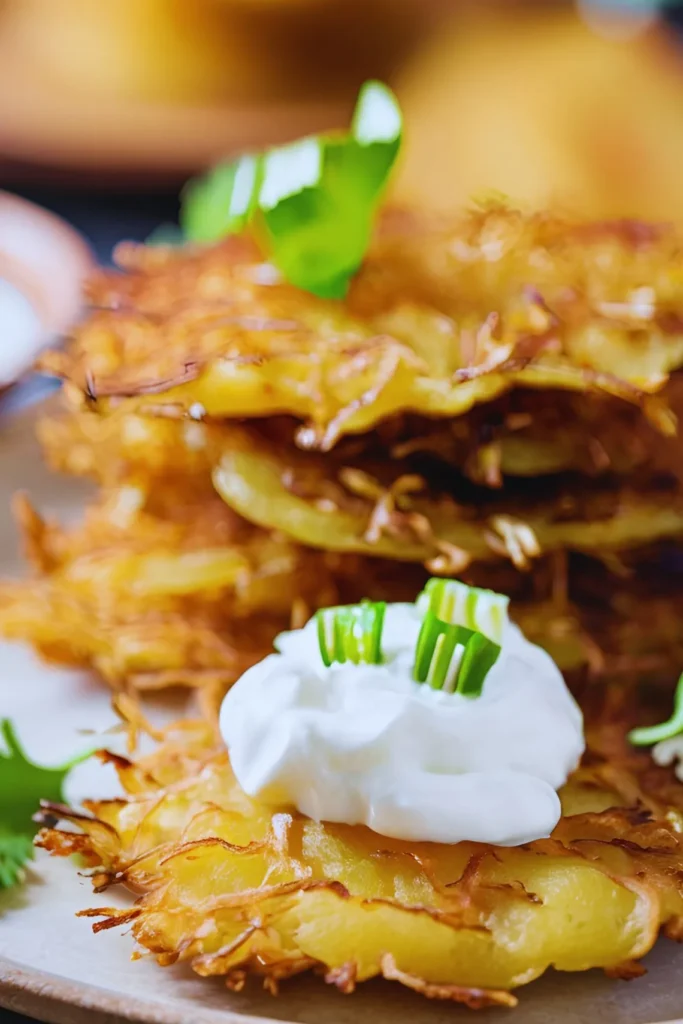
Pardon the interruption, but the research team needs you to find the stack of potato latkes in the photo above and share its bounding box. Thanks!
[5,204,683,705]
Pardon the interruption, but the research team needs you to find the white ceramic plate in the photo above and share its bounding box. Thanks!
[0,401,682,1024]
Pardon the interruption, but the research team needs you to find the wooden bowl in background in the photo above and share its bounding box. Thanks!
[0,0,441,186]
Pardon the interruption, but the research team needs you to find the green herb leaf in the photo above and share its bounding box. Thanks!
[0,833,34,890]
[0,719,90,889]
[629,673,683,746]
[180,80,402,298]
[181,156,262,242]
[317,601,386,667]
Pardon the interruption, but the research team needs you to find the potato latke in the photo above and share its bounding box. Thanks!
[40,206,683,445]
[5,461,683,694]
[37,692,683,1006]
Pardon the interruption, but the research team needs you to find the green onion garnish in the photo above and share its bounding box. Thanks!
[629,672,683,746]
[456,632,502,698]
[180,80,402,299]
[419,578,509,645]
[413,578,508,697]
[413,612,471,692]
[316,601,386,667]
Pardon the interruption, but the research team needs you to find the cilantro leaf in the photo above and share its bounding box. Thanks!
[0,719,90,889]
[0,833,34,889]
[180,80,402,299]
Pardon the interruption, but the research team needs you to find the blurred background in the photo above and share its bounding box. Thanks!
[2,0,683,259]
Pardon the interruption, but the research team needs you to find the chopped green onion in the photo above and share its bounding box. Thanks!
[317,601,386,667]
[413,610,500,698]
[629,673,683,746]
[414,611,470,692]
[180,79,402,299]
[413,578,508,697]
[456,632,502,699]
[420,577,509,645]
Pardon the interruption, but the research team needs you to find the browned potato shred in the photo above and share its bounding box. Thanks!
[0,485,337,693]
[41,376,683,488]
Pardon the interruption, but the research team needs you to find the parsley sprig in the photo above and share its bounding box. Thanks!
[0,719,89,889]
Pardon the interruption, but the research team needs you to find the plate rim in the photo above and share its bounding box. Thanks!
[0,954,283,1024]
[3,952,683,1024]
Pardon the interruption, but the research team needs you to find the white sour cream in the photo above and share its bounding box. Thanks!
[220,603,584,846]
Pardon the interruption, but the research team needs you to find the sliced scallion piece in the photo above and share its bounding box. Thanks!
[456,632,502,699]
[413,611,500,698]
[629,673,683,746]
[316,601,386,667]
[420,577,509,645]
[413,578,508,698]
[413,611,471,691]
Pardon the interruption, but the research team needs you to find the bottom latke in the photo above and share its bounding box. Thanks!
[38,693,683,1007]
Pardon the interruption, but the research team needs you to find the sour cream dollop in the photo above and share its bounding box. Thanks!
[220,603,585,846]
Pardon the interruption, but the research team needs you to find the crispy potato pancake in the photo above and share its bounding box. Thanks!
[516,591,683,685]
[37,696,683,1006]
[40,375,683,489]
[37,401,215,486]
[19,398,683,690]
[1,476,682,694]
[0,481,341,694]
[36,402,683,575]
[40,206,683,446]
[212,423,683,572]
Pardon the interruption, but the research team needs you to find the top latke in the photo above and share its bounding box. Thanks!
[42,205,683,448]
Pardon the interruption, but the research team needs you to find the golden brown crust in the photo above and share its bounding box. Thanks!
[211,420,683,572]
[39,381,683,491]
[39,206,683,442]
[378,955,518,1008]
